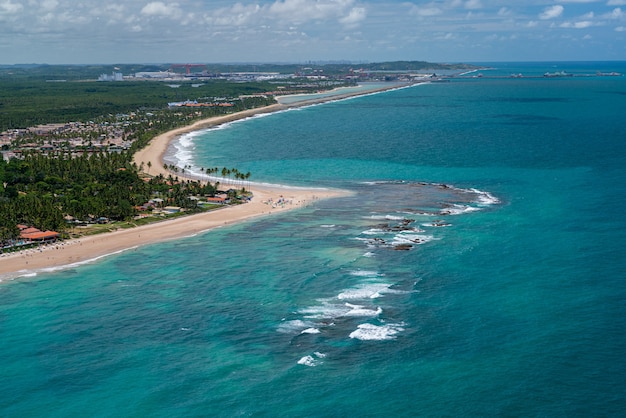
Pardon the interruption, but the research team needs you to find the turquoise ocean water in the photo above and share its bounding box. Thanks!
[2,62,626,416]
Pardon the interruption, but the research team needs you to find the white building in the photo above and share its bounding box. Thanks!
[98,72,124,82]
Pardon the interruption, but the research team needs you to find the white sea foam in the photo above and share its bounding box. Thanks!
[342,303,383,317]
[349,270,383,277]
[349,322,405,341]
[440,204,481,216]
[471,188,501,205]
[367,214,406,221]
[338,283,410,300]
[172,137,195,168]
[350,288,387,300]
[301,328,321,334]
[299,303,350,319]
[360,180,406,186]
[277,319,315,333]
[421,221,451,228]
[297,355,317,367]
[391,233,436,245]
[363,252,376,258]
[6,247,139,281]
[299,300,382,319]
[320,224,336,228]
[297,351,326,367]
[338,284,389,300]
[362,228,386,235]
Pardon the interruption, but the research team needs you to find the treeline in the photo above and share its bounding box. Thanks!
[0,152,222,244]
[0,80,278,131]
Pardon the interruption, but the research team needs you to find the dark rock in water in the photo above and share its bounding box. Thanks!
[367,237,387,246]
[372,218,418,233]
[431,220,451,227]
[394,244,413,251]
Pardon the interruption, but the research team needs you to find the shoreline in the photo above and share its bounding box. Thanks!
[0,82,413,282]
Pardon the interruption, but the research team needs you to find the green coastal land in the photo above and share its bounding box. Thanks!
[0,61,480,251]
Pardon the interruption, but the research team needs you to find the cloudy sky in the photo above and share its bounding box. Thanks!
[1,0,625,64]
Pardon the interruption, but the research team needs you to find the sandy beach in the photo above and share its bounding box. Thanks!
[0,82,410,281]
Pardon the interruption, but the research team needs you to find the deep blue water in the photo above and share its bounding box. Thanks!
[2,62,626,416]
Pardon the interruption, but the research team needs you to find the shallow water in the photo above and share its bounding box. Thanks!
[2,61,626,416]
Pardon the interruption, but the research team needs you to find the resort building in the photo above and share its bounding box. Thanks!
[18,226,60,242]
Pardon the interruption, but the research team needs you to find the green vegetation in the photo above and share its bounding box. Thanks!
[0,79,279,131]
[0,151,240,247]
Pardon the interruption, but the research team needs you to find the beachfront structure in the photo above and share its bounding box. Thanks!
[163,206,182,214]
[18,226,60,242]
[205,197,227,204]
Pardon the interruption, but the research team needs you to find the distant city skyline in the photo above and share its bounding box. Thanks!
[1,0,625,64]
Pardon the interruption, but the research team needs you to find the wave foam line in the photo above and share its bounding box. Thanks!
[9,246,139,280]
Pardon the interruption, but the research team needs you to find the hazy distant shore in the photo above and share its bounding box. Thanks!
[0,82,413,281]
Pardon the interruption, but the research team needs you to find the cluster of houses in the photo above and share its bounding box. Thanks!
[167,100,235,108]
[1,119,136,160]
[133,195,230,219]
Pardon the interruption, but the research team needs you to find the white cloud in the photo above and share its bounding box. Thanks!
[268,0,355,21]
[140,2,182,19]
[339,7,366,26]
[40,0,58,12]
[464,0,482,9]
[540,5,564,20]
[0,0,23,14]
[436,32,456,40]
[497,8,511,17]
[204,0,364,28]
[90,3,128,23]
[560,20,594,28]
[1,0,625,64]
[410,5,442,17]
[205,4,261,27]
[603,7,624,18]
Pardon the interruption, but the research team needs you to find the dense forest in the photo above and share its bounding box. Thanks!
[0,151,227,246]
[0,79,279,132]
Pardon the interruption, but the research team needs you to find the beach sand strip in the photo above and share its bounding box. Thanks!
[0,83,411,280]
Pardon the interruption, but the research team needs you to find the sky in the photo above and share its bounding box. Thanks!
[1,0,625,64]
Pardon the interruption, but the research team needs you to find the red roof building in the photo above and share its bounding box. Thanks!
[19,227,60,242]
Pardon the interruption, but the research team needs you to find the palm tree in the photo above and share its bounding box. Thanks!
[245,171,251,190]
[221,167,229,187]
